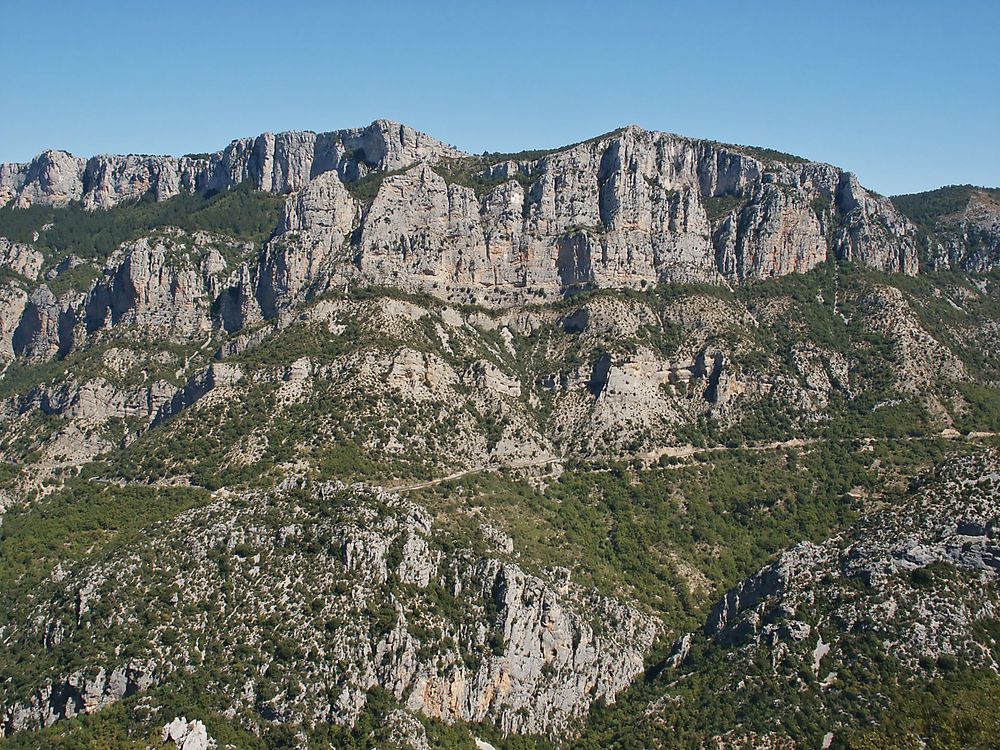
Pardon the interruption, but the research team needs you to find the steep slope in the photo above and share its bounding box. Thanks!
[0,480,657,738]
[1,121,920,326]
[575,447,1000,749]
[892,185,1000,272]
[1,263,998,506]
[0,122,999,749]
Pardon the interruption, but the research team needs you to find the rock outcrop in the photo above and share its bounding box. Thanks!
[704,449,1000,658]
[1,481,658,737]
[0,121,461,210]
[1,122,923,328]
[250,125,918,311]
[0,284,29,359]
[715,180,829,278]
[162,717,216,750]
[1,663,155,733]
[85,231,235,336]
[1,230,253,359]
[919,188,1000,272]
[256,171,360,316]
[0,239,43,280]
[11,286,77,360]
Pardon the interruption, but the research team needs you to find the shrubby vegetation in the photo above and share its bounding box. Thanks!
[0,479,208,609]
[343,168,404,204]
[432,156,541,196]
[732,143,809,165]
[702,194,745,222]
[1,221,999,748]
[0,182,283,265]
[411,439,948,624]
[568,636,1000,750]
[891,184,1000,233]
[431,129,628,197]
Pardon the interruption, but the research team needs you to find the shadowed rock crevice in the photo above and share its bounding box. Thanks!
[588,353,613,397]
[556,233,594,288]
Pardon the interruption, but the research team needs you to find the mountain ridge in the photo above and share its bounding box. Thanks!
[0,121,829,192]
[1,119,958,337]
[1,120,999,749]
[9,121,994,206]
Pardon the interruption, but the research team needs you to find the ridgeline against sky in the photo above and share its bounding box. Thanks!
[0,0,997,196]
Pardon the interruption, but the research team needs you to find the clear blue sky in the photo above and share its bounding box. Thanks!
[1,1,997,195]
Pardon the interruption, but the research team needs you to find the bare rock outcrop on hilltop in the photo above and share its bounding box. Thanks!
[914,188,1000,272]
[0,120,461,210]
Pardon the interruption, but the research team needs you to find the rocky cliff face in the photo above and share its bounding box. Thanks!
[0,121,923,333]
[619,447,1000,749]
[0,121,997,747]
[85,230,247,337]
[0,238,43,280]
[926,190,1000,272]
[0,228,260,363]
[0,120,461,210]
[1,481,658,738]
[705,448,1000,649]
[250,125,919,313]
[12,286,79,360]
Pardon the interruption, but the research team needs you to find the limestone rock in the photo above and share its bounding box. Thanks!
[1,150,84,208]
[0,120,461,211]
[162,717,216,750]
[463,360,521,398]
[257,171,360,316]
[1,481,658,738]
[857,284,967,391]
[85,230,249,337]
[381,709,430,750]
[81,154,190,210]
[715,181,828,278]
[358,164,487,287]
[12,286,76,360]
[922,188,1000,272]
[833,172,918,273]
[0,284,28,358]
[2,662,154,734]
[1,123,924,318]
[0,239,44,280]
[247,124,921,312]
[704,449,1000,656]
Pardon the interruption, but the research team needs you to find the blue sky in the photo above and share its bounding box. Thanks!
[1,1,996,195]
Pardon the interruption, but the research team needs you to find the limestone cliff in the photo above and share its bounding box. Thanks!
[1,121,921,324]
[0,120,461,210]
[897,186,1000,272]
[252,124,919,313]
[1,481,658,737]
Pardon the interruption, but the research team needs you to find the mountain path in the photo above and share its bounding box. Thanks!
[391,430,996,493]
